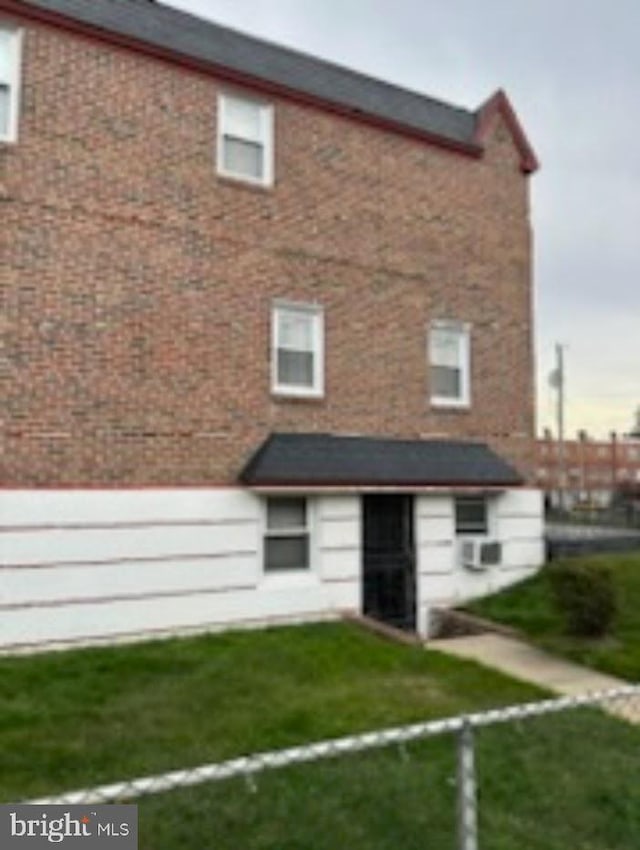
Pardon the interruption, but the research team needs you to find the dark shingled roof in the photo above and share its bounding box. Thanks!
[240,433,524,488]
[22,0,479,150]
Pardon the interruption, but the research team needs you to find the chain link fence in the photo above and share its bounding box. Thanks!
[20,685,640,849]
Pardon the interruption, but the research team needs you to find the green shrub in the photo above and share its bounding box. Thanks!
[548,560,618,637]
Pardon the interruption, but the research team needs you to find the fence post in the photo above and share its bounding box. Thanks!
[456,720,479,850]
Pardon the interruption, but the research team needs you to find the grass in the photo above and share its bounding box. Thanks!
[467,552,640,681]
[0,621,538,802]
[1,621,639,849]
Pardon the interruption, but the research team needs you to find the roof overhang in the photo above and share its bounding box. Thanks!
[240,433,525,490]
[4,1,538,172]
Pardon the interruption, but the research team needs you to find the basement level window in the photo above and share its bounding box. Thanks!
[455,496,488,536]
[264,497,310,572]
[217,92,274,186]
[0,26,22,143]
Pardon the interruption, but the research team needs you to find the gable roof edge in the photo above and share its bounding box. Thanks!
[474,89,540,174]
[4,0,487,162]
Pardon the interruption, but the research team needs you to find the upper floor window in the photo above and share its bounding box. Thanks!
[429,321,471,408]
[217,92,274,186]
[0,26,21,143]
[272,302,324,398]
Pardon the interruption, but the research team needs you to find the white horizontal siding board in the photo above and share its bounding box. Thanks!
[325,580,360,611]
[0,489,260,528]
[416,495,452,518]
[0,579,341,649]
[317,495,359,520]
[417,544,455,576]
[0,554,260,607]
[416,516,455,545]
[318,549,360,582]
[418,571,456,606]
[0,588,252,646]
[1,522,260,567]
[455,568,497,603]
[318,518,360,550]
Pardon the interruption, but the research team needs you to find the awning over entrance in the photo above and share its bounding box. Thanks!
[239,433,523,488]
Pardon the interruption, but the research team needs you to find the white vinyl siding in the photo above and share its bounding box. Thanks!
[217,93,274,186]
[429,321,471,408]
[272,303,324,397]
[0,26,22,143]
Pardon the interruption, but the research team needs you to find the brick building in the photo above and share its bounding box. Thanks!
[536,431,640,509]
[1,0,544,650]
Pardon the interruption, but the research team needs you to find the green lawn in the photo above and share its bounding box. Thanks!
[1,621,639,849]
[467,552,640,681]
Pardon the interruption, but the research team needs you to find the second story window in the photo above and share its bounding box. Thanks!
[429,320,471,408]
[0,26,21,143]
[217,93,274,186]
[272,303,324,398]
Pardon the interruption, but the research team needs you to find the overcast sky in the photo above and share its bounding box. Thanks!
[168,0,640,440]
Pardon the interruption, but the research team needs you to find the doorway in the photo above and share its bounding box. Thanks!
[362,494,416,631]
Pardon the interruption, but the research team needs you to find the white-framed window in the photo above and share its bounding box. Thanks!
[264,497,310,572]
[429,320,471,408]
[0,25,22,143]
[272,302,324,397]
[217,92,274,186]
[455,495,488,536]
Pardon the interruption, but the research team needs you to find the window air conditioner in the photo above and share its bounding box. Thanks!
[460,540,502,571]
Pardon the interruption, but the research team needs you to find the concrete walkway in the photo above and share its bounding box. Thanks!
[431,633,625,696]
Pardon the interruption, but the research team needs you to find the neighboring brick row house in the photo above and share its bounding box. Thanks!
[1,0,543,651]
[537,431,640,509]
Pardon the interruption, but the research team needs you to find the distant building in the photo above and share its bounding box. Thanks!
[536,431,640,510]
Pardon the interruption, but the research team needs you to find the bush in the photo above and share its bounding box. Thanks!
[548,560,618,637]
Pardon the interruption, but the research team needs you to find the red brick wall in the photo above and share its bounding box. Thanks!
[536,436,640,495]
[2,18,536,486]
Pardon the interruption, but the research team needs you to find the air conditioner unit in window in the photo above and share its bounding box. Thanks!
[460,539,502,572]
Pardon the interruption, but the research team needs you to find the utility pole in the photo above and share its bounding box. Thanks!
[555,344,566,512]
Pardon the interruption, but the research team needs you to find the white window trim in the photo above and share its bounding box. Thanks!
[261,496,317,580]
[454,494,494,538]
[0,24,23,144]
[429,320,471,409]
[216,91,274,187]
[271,301,325,399]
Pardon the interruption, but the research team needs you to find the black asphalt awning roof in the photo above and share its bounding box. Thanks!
[240,433,524,488]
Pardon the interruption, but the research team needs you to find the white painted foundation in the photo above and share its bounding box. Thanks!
[0,488,543,652]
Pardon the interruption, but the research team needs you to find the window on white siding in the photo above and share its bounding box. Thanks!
[455,496,488,535]
[0,26,21,143]
[429,321,471,408]
[264,497,310,572]
[217,93,274,185]
[272,303,324,397]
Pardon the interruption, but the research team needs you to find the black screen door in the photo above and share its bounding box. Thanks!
[362,494,416,631]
